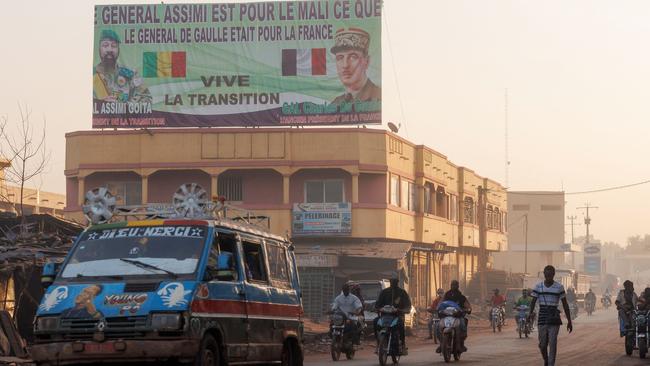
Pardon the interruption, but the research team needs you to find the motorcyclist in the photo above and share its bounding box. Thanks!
[515,289,533,326]
[348,281,366,342]
[585,288,596,312]
[602,289,612,306]
[437,280,471,353]
[615,280,638,337]
[331,283,363,345]
[374,272,412,355]
[489,288,507,325]
[427,288,445,340]
[638,287,650,311]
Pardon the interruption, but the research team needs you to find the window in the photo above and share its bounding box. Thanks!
[389,137,403,154]
[408,182,417,212]
[436,187,447,218]
[390,174,400,206]
[211,232,240,281]
[400,179,409,210]
[305,180,344,203]
[541,205,562,211]
[106,181,141,206]
[218,176,243,201]
[266,243,290,284]
[243,241,267,282]
[450,194,458,222]
[424,183,434,214]
[463,197,475,224]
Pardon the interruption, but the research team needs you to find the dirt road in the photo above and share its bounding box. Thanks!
[305,308,649,365]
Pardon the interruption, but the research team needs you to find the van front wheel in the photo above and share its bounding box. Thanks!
[195,334,219,366]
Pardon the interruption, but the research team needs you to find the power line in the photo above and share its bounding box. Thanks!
[508,178,650,196]
[383,7,409,138]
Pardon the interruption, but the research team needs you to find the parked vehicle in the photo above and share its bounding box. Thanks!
[30,184,304,366]
[377,305,404,366]
[515,305,531,338]
[329,310,356,361]
[438,301,466,363]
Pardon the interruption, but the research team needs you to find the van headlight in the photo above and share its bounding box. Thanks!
[35,316,59,331]
[151,313,182,331]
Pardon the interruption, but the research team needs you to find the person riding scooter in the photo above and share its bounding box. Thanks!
[374,272,412,355]
[616,280,638,337]
[436,280,471,353]
[331,283,363,345]
[427,288,445,340]
[585,288,597,314]
[489,288,507,325]
[515,289,534,327]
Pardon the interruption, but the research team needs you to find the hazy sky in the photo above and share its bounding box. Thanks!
[1,0,649,245]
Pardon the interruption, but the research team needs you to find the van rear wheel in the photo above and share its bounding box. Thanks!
[195,334,219,366]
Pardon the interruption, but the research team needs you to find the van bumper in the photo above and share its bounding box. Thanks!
[29,339,198,365]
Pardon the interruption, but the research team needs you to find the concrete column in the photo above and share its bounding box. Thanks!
[141,175,148,204]
[351,174,359,204]
[77,177,85,209]
[283,175,290,205]
[211,174,219,199]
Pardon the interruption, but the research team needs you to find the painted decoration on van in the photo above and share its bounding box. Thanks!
[39,286,69,311]
[37,282,198,317]
[158,282,192,307]
[86,226,204,241]
[292,202,351,235]
[104,293,149,315]
[60,284,104,319]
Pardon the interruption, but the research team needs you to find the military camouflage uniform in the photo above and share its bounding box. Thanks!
[94,63,151,103]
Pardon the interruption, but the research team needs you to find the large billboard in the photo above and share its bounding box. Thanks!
[93,1,382,128]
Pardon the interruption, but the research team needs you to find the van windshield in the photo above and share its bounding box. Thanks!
[60,225,208,279]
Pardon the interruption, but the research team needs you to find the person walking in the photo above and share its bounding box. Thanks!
[528,265,573,366]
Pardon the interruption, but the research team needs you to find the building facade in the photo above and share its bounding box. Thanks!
[493,191,578,276]
[64,128,507,319]
[0,159,66,217]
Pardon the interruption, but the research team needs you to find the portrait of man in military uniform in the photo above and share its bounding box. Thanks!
[93,29,151,104]
[330,28,381,106]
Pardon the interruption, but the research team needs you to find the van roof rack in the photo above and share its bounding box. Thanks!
[82,183,270,231]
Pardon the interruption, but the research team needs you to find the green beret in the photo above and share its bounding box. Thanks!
[100,29,120,43]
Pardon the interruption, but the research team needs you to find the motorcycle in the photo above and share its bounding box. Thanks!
[569,302,579,320]
[377,305,404,366]
[515,305,531,338]
[329,310,357,361]
[586,299,596,316]
[602,296,612,310]
[634,309,649,359]
[428,311,440,344]
[490,306,504,332]
[438,301,466,363]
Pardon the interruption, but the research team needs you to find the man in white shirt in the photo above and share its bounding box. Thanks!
[331,282,363,344]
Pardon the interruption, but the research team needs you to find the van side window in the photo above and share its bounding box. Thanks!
[212,232,240,282]
[242,241,267,282]
[267,243,290,284]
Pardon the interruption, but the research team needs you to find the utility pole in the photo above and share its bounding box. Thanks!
[524,214,528,274]
[577,203,598,246]
[566,215,581,268]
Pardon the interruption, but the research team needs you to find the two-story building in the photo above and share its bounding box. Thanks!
[64,128,507,319]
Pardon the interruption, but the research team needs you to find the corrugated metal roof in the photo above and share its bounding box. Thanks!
[294,242,412,260]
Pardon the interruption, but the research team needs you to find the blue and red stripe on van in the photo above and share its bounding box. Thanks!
[190,299,302,319]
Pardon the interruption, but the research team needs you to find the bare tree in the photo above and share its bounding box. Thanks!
[0,104,50,227]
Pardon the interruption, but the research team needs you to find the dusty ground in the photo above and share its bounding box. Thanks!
[305,308,650,365]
